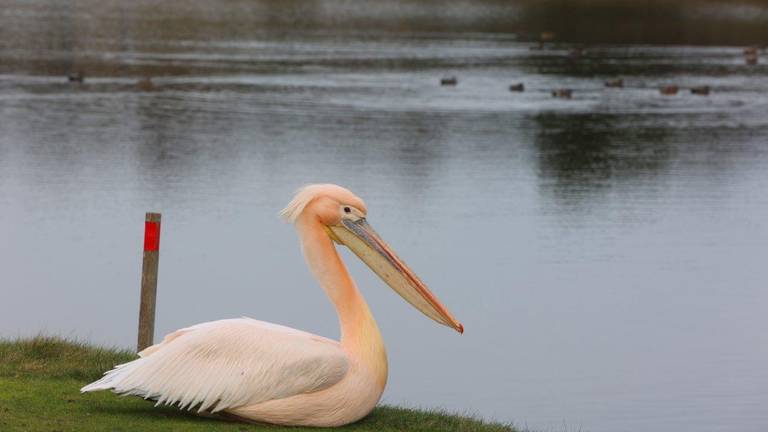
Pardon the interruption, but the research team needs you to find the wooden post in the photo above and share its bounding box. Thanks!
[137,212,161,352]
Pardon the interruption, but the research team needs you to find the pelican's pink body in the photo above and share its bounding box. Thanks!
[81,184,459,426]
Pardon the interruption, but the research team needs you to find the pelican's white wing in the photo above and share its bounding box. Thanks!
[81,318,349,413]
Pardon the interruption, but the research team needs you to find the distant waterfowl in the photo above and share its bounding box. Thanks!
[68,71,84,83]
[604,79,624,88]
[659,85,679,96]
[440,76,458,86]
[552,89,572,99]
[743,46,758,56]
[508,83,525,92]
[745,54,758,65]
[690,85,711,96]
[137,77,155,91]
[540,31,556,42]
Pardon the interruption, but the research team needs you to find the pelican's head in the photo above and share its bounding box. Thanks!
[282,184,463,334]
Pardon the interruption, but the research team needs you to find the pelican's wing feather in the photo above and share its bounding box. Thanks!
[81,318,349,413]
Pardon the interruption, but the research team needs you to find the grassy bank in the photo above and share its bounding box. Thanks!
[0,337,515,432]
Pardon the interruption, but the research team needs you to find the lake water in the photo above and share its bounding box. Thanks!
[1,1,767,431]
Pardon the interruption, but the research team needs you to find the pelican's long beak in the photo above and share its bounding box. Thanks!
[328,218,463,333]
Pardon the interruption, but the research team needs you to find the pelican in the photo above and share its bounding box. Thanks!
[81,184,463,426]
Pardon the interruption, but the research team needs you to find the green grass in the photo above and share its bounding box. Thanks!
[0,336,516,431]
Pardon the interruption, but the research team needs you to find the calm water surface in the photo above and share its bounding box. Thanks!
[1,2,767,431]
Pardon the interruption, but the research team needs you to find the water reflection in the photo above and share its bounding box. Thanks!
[3,0,768,78]
[533,112,673,205]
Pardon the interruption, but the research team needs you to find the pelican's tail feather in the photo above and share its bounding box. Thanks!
[80,360,139,393]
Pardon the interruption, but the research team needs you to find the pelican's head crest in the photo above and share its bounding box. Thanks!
[280,184,366,224]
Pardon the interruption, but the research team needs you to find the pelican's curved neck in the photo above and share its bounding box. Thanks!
[295,216,387,386]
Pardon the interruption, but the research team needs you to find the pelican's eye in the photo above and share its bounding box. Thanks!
[344,207,351,213]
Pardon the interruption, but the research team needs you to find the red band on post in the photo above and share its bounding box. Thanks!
[144,221,161,251]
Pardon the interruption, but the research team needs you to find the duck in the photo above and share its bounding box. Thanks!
[659,85,679,96]
[551,89,573,99]
[690,85,711,96]
[68,71,84,83]
[137,77,155,91]
[743,46,759,56]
